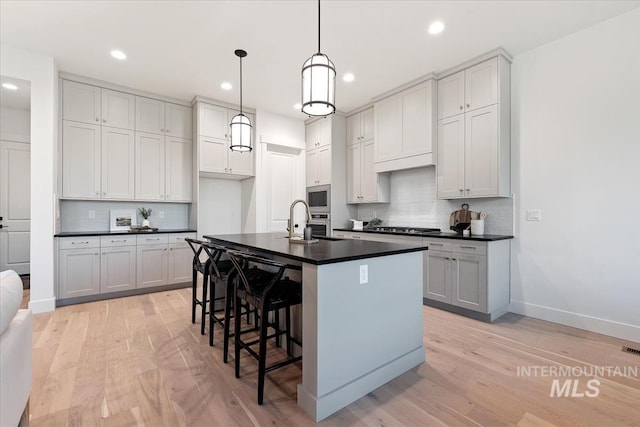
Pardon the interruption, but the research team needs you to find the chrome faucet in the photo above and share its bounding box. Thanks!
[288,199,312,239]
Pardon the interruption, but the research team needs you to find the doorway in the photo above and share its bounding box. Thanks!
[0,75,31,275]
[264,144,305,232]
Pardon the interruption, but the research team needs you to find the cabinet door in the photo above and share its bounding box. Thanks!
[62,80,101,125]
[437,116,465,199]
[101,89,135,130]
[62,120,101,198]
[451,254,487,312]
[361,107,374,141]
[165,136,192,202]
[437,71,464,120]
[465,105,498,197]
[316,117,331,148]
[102,127,135,199]
[305,120,318,150]
[317,145,331,185]
[137,245,168,288]
[136,97,165,135]
[199,136,227,173]
[228,149,254,176]
[346,114,360,146]
[346,143,361,202]
[402,82,433,157]
[465,58,498,112]
[135,132,165,200]
[374,95,402,162]
[58,248,100,298]
[306,149,318,186]
[424,250,451,303]
[165,103,193,139]
[167,244,192,284]
[100,246,136,293]
[199,104,229,139]
[360,140,379,202]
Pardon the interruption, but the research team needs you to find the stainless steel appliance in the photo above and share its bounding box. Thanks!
[308,213,330,236]
[307,184,330,213]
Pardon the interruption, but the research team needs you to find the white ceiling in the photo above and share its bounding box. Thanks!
[1,1,639,119]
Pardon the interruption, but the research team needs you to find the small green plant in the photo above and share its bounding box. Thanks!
[138,207,152,220]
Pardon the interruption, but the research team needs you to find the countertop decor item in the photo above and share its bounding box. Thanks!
[365,218,383,228]
[301,0,336,117]
[229,49,252,152]
[138,207,152,227]
[109,209,136,231]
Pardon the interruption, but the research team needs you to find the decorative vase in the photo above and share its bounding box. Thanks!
[142,219,150,228]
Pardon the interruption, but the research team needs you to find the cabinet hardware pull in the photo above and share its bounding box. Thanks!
[466,189,470,192]
[460,246,476,249]
[430,243,443,246]
[111,240,125,243]
[459,106,463,110]
[95,118,99,121]
[459,189,463,192]
[102,252,106,255]
[466,104,470,108]
[452,258,457,261]
[94,253,98,255]
[103,119,106,123]
[146,238,159,241]
[167,129,171,133]
[161,129,165,132]
[445,257,450,260]
[164,248,167,251]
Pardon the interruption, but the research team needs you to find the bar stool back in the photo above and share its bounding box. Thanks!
[226,249,302,405]
[185,238,211,332]
[200,242,234,346]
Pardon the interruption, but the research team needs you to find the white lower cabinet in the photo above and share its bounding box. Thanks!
[59,247,101,298]
[136,244,168,289]
[100,246,137,293]
[167,244,192,284]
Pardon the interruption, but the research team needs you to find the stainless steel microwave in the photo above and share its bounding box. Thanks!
[307,184,330,213]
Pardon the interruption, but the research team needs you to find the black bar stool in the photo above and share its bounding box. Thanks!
[225,249,303,405]
[200,241,235,346]
[185,238,212,334]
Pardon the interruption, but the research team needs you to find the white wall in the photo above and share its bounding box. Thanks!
[358,167,514,235]
[198,177,242,237]
[510,8,640,342]
[0,44,58,313]
[0,107,30,143]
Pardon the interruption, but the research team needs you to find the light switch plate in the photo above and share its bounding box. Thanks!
[360,265,368,284]
[526,209,542,221]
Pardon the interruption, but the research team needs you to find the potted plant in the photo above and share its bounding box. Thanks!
[138,207,152,227]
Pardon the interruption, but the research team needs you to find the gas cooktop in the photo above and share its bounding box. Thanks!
[369,226,441,235]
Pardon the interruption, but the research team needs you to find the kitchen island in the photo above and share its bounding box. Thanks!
[204,232,428,422]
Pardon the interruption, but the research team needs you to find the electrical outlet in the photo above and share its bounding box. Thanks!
[359,265,368,284]
[89,210,95,219]
[526,209,542,221]
[159,211,165,219]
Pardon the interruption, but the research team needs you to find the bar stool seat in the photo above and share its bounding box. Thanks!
[225,249,302,405]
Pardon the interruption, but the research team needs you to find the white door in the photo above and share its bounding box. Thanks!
[62,120,101,198]
[437,116,465,199]
[465,105,498,197]
[0,141,30,274]
[100,246,136,293]
[165,103,193,139]
[265,145,303,232]
[135,132,165,200]
[101,89,135,130]
[101,126,135,199]
[346,143,360,203]
[165,136,192,202]
[135,97,165,135]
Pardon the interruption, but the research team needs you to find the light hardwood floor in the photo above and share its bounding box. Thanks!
[28,288,640,426]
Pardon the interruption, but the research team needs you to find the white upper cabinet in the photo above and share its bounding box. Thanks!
[101,126,135,199]
[196,101,254,178]
[305,118,331,150]
[374,79,435,172]
[307,145,331,186]
[436,55,510,199]
[347,107,374,146]
[62,120,101,199]
[347,139,389,204]
[165,136,193,202]
[101,89,135,130]
[135,132,165,201]
[63,80,101,125]
[438,57,498,120]
[136,97,192,138]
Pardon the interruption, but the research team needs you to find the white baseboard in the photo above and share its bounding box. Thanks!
[28,297,56,313]
[509,300,640,344]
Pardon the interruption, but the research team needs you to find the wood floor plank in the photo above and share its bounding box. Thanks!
[28,289,640,426]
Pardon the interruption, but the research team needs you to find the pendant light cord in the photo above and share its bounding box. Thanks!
[317,0,321,53]
[239,55,243,114]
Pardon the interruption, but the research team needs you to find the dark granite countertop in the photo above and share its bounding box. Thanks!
[333,228,513,242]
[55,229,197,237]
[204,232,428,266]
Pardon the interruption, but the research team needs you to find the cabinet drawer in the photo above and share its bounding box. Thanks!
[452,242,487,255]
[422,239,452,252]
[100,235,137,247]
[59,237,100,249]
[168,232,196,245]
[136,234,169,245]
[333,231,351,239]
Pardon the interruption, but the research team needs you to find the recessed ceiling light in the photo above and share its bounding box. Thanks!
[293,103,302,110]
[1,83,18,90]
[428,21,445,35]
[110,49,127,60]
[343,73,355,82]
[221,82,233,90]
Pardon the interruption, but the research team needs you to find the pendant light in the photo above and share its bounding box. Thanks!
[230,49,252,152]
[301,0,336,116]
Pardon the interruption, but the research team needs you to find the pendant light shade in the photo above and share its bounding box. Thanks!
[230,49,252,152]
[301,0,335,117]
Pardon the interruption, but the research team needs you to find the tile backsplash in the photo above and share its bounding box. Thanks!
[356,167,514,235]
[60,200,190,232]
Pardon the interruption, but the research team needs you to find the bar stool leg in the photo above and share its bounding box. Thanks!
[285,306,292,356]
[223,273,234,362]
[257,304,269,405]
[234,288,242,378]
[201,269,209,336]
[208,276,215,346]
[274,309,281,347]
[191,266,197,324]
